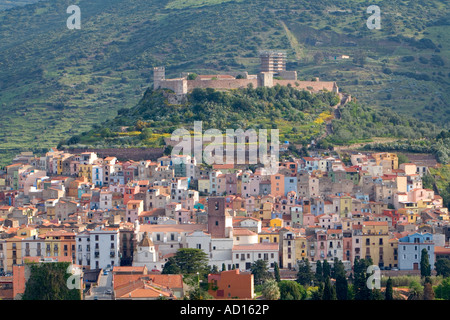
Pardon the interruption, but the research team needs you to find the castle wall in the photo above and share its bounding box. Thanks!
[158,79,187,94]
[273,80,337,93]
[186,79,257,91]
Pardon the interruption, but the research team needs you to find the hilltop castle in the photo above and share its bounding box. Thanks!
[153,51,340,97]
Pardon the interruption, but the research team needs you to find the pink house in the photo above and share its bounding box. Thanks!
[315,231,328,261]
[216,174,227,195]
[176,208,192,224]
[303,213,316,227]
[245,196,256,213]
[408,188,434,203]
[126,199,144,223]
[242,175,261,197]
[225,173,238,195]
[70,160,80,176]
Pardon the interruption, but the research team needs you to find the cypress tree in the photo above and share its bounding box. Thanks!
[385,277,394,300]
[315,260,323,283]
[322,277,337,300]
[420,248,431,278]
[274,262,281,282]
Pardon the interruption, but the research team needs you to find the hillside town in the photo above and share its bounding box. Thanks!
[0,147,448,300]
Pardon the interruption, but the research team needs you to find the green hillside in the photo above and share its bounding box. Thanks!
[0,0,449,165]
[0,0,41,11]
[61,85,339,151]
[60,85,444,161]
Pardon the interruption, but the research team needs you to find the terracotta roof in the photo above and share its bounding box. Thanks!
[233,228,257,236]
[435,246,450,255]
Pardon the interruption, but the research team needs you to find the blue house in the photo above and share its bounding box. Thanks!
[284,176,297,195]
[398,233,434,271]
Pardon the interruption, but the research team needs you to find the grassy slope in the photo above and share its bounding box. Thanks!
[0,0,449,165]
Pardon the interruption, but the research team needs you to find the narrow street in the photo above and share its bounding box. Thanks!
[84,271,113,300]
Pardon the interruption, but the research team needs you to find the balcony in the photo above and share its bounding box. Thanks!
[110,252,115,258]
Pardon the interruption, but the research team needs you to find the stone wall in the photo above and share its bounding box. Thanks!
[187,79,257,91]
[274,80,337,93]
[68,148,164,161]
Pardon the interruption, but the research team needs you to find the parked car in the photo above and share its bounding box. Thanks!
[105,289,113,295]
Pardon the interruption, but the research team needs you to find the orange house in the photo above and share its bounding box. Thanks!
[208,269,254,299]
[270,173,285,197]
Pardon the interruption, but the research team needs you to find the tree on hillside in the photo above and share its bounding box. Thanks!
[22,262,81,300]
[335,272,348,300]
[408,280,423,300]
[322,277,337,300]
[187,73,198,80]
[435,277,450,300]
[173,248,209,275]
[162,257,181,274]
[278,280,306,300]
[261,279,280,300]
[423,277,435,300]
[322,259,331,280]
[139,127,153,140]
[296,259,314,286]
[331,258,346,279]
[420,248,431,278]
[315,260,323,283]
[353,258,372,300]
[435,258,450,278]
[250,259,272,285]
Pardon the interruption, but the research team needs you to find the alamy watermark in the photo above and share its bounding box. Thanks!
[171,121,279,174]
[366,5,381,30]
[67,5,81,30]
[366,265,381,289]
[66,263,82,290]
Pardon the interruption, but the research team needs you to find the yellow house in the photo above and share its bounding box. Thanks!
[417,199,434,210]
[258,228,280,244]
[361,221,390,268]
[42,231,76,261]
[236,177,242,195]
[372,152,398,170]
[295,236,308,261]
[269,218,283,229]
[16,226,38,238]
[385,238,399,269]
[339,195,352,216]
[398,208,420,223]
[79,164,93,182]
[198,179,210,194]
[6,236,24,272]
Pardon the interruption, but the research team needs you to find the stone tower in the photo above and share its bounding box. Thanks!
[257,72,273,88]
[153,66,165,89]
[207,197,227,238]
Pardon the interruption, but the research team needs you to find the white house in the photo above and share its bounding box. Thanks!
[232,243,279,271]
[76,226,120,270]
